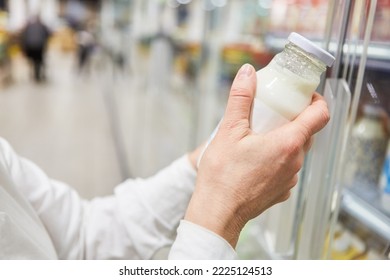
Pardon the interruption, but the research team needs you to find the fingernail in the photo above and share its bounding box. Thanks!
[237,64,253,79]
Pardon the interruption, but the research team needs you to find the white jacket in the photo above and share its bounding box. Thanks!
[0,138,236,260]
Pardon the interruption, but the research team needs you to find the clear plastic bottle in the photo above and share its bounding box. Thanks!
[345,104,388,189]
[250,32,334,133]
[198,33,334,166]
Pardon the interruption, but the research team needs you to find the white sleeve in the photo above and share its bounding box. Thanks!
[169,220,237,260]
[3,135,197,259]
[2,138,237,260]
[84,155,197,259]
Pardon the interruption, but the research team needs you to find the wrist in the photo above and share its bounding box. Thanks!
[188,143,206,171]
[184,187,245,248]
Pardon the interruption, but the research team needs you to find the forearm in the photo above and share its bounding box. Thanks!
[3,135,198,259]
[105,155,196,259]
[14,153,196,259]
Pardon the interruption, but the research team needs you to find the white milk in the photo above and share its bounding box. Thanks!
[257,60,320,120]
[250,59,320,133]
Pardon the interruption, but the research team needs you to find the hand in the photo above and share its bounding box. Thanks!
[184,64,330,248]
[188,143,205,171]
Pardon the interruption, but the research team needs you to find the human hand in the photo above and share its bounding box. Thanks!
[184,64,329,248]
[188,143,206,171]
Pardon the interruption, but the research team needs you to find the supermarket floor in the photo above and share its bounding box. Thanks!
[0,47,197,199]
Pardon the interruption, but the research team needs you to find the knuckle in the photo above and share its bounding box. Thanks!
[280,190,291,202]
[290,174,299,188]
[304,137,314,153]
[202,148,225,172]
[297,123,312,144]
[282,137,302,157]
[292,154,305,174]
[222,118,241,131]
[318,100,331,125]
[321,107,331,125]
[230,86,251,98]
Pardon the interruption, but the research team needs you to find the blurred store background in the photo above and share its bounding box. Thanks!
[0,0,389,260]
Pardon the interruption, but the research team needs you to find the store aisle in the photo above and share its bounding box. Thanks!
[0,49,122,199]
[0,45,199,199]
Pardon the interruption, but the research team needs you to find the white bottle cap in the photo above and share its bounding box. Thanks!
[288,32,335,67]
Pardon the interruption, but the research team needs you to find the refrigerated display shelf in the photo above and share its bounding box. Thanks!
[340,188,390,244]
[265,34,390,70]
[364,58,390,71]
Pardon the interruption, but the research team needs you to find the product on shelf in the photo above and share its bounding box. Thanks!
[268,0,329,38]
[365,249,384,260]
[0,21,11,87]
[344,104,389,190]
[371,0,390,42]
[379,139,390,214]
[330,224,367,260]
[220,43,273,83]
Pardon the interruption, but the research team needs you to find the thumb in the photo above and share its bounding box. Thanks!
[220,64,256,137]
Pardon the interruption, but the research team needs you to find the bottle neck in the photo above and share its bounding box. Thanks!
[274,42,327,80]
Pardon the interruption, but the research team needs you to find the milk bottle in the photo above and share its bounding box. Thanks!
[198,33,334,166]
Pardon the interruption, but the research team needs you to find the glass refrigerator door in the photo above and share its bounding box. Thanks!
[294,0,382,260]
[335,0,390,260]
[237,0,388,260]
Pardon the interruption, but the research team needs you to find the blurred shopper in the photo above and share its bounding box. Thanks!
[0,64,329,259]
[104,22,128,75]
[148,4,176,89]
[20,16,51,82]
[76,27,95,74]
[0,25,10,86]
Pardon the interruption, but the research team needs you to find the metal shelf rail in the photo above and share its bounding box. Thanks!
[341,187,390,244]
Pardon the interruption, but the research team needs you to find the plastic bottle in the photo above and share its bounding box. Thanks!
[345,104,388,189]
[198,33,334,166]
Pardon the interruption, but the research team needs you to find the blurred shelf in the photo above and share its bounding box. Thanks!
[264,33,288,52]
[264,32,328,53]
[265,33,390,70]
[367,42,390,60]
[341,41,390,71]
[364,58,390,72]
[340,187,390,243]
